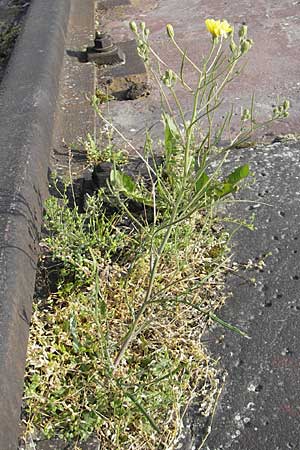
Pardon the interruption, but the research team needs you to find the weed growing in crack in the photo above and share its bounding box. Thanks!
[23,19,289,450]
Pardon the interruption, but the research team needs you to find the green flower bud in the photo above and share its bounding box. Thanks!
[283,111,289,117]
[129,21,138,34]
[137,39,149,62]
[166,23,175,39]
[140,21,146,32]
[283,100,290,110]
[241,38,253,54]
[239,24,248,39]
[162,69,177,87]
[241,108,251,121]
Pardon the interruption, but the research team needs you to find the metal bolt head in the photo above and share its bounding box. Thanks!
[94,32,113,51]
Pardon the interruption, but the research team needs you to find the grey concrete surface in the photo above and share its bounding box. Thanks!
[97,0,300,145]
[204,139,300,450]
[0,0,30,81]
[52,0,96,176]
[0,0,71,448]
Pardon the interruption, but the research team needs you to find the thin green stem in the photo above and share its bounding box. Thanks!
[170,86,187,130]
[149,47,193,92]
[171,37,202,74]
[113,192,184,369]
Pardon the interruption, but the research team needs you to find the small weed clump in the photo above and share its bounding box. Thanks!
[23,18,288,449]
[0,23,20,62]
[25,190,228,448]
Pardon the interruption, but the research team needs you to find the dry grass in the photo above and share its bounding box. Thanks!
[23,199,231,449]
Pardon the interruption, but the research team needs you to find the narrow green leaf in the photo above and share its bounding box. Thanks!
[110,170,137,194]
[195,171,210,192]
[163,113,179,137]
[125,391,161,433]
[69,313,80,352]
[215,182,235,198]
[209,312,250,339]
[226,164,249,185]
[162,113,179,159]
[100,300,107,316]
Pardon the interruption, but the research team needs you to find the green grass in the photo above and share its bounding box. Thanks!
[0,23,20,62]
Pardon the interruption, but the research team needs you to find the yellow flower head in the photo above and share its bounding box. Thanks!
[205,18,232,39]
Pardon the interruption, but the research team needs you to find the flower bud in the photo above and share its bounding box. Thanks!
[239,24,248,39]
[241,108,251,121]
[241,38,253,54]
[140,21,146,32]
[166,23,175,39]
[129,21,138,34]
[162,69,177,87]
[283,100,290,110]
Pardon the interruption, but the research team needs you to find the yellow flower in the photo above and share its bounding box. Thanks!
[205,18,232,39]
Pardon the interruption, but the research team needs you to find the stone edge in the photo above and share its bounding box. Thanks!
[0,0,72,448]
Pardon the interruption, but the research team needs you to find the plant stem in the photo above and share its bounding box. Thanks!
[149,47,193,92]
[113,194,183,369]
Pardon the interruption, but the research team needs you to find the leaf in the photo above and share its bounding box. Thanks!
[215,164,250,198]
[215,182,236,198]
[69,313,80,353]
[162,113,180,159]
[163,113,179,138]
[195,171,210,192]
[226,164,249,185]
[110,170,137,194]
[125,391,161,433]
[110,169,153,206]
[209,312,250,339]
[100,300,107,316]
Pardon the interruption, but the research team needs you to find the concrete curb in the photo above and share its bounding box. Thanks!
[0,0,71,448]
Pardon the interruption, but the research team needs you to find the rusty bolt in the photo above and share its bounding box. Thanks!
[94,32,114,52]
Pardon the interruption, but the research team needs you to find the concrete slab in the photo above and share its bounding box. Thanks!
[96,0,300,143]
[97,39,148,100]
[52,0,96,176]
[98,0,131,7]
